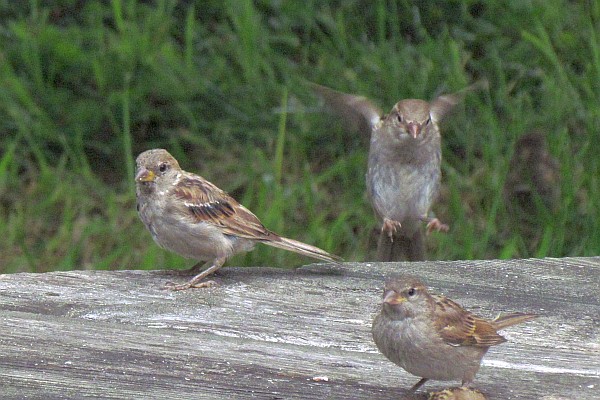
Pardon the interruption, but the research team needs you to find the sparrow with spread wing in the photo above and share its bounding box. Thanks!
[311,82,485,261]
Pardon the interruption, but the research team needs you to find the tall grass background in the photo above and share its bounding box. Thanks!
[1,0,598,274]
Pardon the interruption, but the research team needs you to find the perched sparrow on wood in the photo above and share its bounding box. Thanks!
[135,149,342,290]
[504,131,560,214]
[372,275,537,392]
[311,82,484,261]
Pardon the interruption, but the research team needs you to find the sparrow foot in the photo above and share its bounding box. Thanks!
[425,217,449,234]
[163,259,225,291]
[381,218,402,242]
[164,279,217,291]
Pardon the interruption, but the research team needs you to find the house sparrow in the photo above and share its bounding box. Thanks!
[367,97,448,261]
[372,275,537,392]
[311,82,485,261]
[135,149,342,290]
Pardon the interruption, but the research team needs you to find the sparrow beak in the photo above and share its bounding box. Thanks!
[407,122,421,139]
[383,290,405,305]
[135,167,156,183]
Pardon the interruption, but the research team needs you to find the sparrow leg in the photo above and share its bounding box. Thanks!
[164,257,227,291]
[160,261,205,276]
[375,231,394,261]
[381,218,402,242]
[409,377,428,392]
[420,216,449,234]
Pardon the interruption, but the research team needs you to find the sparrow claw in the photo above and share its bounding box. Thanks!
[425,218,449,235]
[381,218,402,242]
[163,279,217,291]
[190,280,217,289]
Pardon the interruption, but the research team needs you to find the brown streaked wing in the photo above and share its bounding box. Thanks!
[433,295,506,348]
[173,176,271,239]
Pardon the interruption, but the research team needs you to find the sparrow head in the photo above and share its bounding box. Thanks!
[390,99,432,139]
[512,131,548,162]
[135,149,182,188]
[380,275,431,320]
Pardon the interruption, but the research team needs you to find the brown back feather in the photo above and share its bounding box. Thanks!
[174,176,272,239]
[433,295,507,348]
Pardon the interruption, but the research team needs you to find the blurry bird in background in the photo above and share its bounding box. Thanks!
[311,81,485,261]
[504,131,560,214]
[503,131,561,253]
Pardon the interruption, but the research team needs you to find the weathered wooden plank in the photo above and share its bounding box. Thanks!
[0,257,598,399]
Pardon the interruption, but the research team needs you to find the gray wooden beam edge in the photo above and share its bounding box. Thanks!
[0,257,598,400]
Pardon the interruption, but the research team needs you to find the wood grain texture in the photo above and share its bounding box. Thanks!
[0,257,599,399]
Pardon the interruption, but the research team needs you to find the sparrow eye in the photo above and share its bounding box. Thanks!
[397,114,403,123]
[407,288,416,296]
[158,163,168,173]
[425,117,431,125]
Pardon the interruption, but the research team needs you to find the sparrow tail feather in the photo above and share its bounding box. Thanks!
[265,237,342,263]
[492,312,538,330]
[376,231,425,261]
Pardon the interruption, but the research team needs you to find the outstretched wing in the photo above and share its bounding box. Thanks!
[430,80,488,123]
[433,295,507,348]
[173,175,272,239]
[309,82,382,136]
